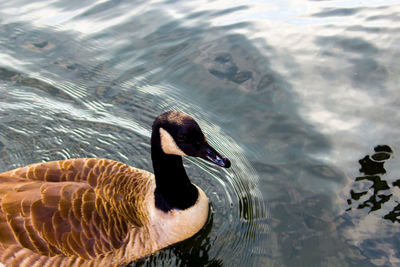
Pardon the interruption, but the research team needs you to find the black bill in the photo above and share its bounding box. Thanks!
[199,143,231,168]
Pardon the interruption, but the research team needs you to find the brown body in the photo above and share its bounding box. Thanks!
[0,158,209,267]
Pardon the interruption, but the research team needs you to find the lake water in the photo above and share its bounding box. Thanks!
[1,0,400,266]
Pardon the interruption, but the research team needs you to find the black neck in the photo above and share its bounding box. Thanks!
[151,130,198,212]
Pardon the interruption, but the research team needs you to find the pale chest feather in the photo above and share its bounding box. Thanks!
[150,184,209,248]
[123,183,209,257]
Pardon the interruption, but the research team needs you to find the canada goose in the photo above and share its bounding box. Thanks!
[0,111,230,267]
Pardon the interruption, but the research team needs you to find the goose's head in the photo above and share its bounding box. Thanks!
[152,111,231,168]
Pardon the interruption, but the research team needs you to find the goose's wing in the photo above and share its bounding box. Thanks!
[0,159,149,265]
[0,158,119,185]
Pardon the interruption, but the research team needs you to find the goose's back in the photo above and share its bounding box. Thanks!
[0,158,154,267]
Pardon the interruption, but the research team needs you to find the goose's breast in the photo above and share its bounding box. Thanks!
[145,185,209,249]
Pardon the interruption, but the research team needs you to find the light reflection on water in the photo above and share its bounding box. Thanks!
[1,0,400,266]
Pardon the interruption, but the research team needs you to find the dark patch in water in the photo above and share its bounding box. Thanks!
[33,41,49,48]
[346,145,400,223]
[208,52,252,84]
[257,73,279,92]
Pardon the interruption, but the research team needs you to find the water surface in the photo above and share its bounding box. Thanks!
[1,0,400,266]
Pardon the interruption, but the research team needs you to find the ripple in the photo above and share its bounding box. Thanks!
[312,7,361,17]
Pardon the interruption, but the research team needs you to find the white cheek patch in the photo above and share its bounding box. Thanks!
[159,128,187,156]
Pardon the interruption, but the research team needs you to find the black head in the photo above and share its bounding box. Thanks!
[152,111,231,168]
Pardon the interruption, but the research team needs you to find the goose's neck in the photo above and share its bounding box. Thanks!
[151,135,198,212]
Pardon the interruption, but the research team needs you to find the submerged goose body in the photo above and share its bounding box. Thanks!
[0,111,230,267]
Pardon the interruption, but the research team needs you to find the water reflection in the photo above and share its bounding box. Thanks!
[346,145,400,223]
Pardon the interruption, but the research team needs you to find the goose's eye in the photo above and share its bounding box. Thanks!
[176,134,187,143]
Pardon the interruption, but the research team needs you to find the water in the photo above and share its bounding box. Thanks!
[1,0,400,266]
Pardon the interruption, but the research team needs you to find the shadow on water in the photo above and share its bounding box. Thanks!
[346,145,400,223]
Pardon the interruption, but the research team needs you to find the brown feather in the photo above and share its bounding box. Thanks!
[0,159,154,266]
[0,158,209,267]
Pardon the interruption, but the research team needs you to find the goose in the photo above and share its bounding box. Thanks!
[0,111,230,267]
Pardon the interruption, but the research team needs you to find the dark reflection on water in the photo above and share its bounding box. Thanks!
[347,145,400,223]
[208,52,252,84]
[312,7,360,17]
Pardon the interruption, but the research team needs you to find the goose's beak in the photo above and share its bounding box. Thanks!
[199,143,231,168]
